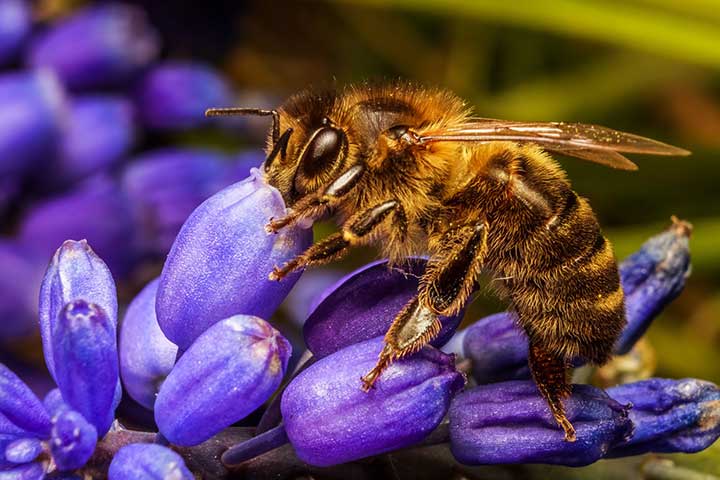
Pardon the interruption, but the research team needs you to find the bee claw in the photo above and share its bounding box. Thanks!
[268,267,283,281]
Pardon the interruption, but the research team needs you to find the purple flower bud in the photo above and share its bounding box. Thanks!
[5,438,42,464]
[108,444,192,480]
[281,337,464,466]
[0,364,51,438]
[38,239,117,379]
[20,177,136,276]
[136,61,233,130]
[449,381,632,466]
[52,300,119,437]
[616,220,691,354]
[156,169,311,350]
[155,315,290,446]
[43,389,69,418]
[27,4,160,90]
[0,70,65,177]
[303,259,464,359]
[463,312,529,383]
[119,278,177,410]
[464,222,692,383]
[607,378,720,456]
[50,409,98,471]
[0,0,30,65]
[0,462,46,479]
[121,148,235,255]
[0,240,46,337]
[55,95,136,185]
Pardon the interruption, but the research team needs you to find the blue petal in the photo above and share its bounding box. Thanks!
[119,278,177,410]
[27,3,160,90]
[54,95,136,185]
[0,462,46,479]
[50,409,98,471]
[0,0,30,65]
[135,61,233,130]
[449,381,633,466]
[156,169,311,350]
[5,438,43,464]
[303,258,464,358]
[108,444,193,480]
[607,378,720,456]
[0,364,51,438]
[155,315,290,446]
[281,336,464,466]
[121,148,236,255]
[52,300,119,437]
[38,239,118,379]
[0,70,65,178]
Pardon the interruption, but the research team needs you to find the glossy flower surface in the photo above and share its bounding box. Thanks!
[281,336,464,466]
[156,169,311,350]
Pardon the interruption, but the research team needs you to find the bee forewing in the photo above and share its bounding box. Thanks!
[420,119,689,170]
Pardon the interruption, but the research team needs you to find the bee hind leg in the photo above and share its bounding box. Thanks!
[362,219,488,390]
[528,342,577,442]
[270,199,405,281]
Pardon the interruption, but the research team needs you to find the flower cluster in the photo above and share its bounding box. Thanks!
[0,1,262,337]
[0,155,716,477]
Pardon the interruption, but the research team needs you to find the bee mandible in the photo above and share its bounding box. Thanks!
[207,82,689,442]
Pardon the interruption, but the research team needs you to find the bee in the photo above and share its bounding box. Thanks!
[207,82,689,442]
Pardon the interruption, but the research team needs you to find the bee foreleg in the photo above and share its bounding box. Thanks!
[266,164,366,233]
[360,296,441,391]
[270,199,400,281]
[528,341,577,442]
[419,219,488,317]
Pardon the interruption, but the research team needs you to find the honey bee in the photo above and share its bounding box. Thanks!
[207,82,689,442]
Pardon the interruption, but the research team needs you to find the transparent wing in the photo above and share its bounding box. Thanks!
[419,119,690,171]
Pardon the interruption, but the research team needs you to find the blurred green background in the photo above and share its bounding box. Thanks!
[41,0,720,476]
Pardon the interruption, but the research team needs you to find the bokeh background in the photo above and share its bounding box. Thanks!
[1,0,719,477]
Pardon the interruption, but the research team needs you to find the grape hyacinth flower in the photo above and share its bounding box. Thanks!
[460,218,692,384]
[108,444,193,480]
[135,61,234,130]
[27,3,160,90]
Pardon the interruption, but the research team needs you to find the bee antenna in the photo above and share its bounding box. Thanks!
[204,107,280,144]
[263,128,294,172]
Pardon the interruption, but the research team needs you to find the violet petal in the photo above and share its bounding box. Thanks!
[155,315,290,446]
[108,444,192,480]
[281,336,464,466]
[50,409,98,471]
[303,258,463,358]
[156,169,311,350]
[0,364,51,438]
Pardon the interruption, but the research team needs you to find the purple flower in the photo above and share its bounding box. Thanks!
[155,315,290,446]
[135,61,233,130]
[49,409,98,471]
[0,240,46,337]
[0,0,30,65]
[5,438,42,464]
[303,258,464,358]
[280,337,464,466]
[54,95,136,185]
[19,176,136,276]
[0,364,52,438]
[607,378,720,456]
[108,444,192,480]
[449,381,633,466]
[156,168,311,351]
[119,278,177,410]
[38,240,117,379]
[121,148,237,255]
[0,70,65,178]
[52,300,119,437]
[27,3,160,90]
[461,221,692,384]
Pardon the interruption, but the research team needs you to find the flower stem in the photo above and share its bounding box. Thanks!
[221,425,289,466]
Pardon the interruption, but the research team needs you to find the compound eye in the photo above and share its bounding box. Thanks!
[300,126,344,177]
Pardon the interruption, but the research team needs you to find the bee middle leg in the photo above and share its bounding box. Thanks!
[270,199,406,281]
[361,220,488,390]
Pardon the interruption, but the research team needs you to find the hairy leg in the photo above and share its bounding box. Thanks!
[270,200,406,281]
[361,219,488,390]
